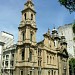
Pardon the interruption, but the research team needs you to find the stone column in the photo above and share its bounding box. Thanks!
[66,58,69,75]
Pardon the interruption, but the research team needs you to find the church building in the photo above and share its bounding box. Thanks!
[15,0,69,75]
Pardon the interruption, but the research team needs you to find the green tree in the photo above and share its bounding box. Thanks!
[72,24,75,34]
[69,58,75,75]
[72,21,75,41]
[59,0,75,13]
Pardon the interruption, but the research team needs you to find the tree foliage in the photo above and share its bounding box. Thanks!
[69,58,75,66]
[59,0,75,12]
[69,58,75,75]
[72,23,75,34]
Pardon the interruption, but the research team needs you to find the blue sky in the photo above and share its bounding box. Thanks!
[0,0,74,43]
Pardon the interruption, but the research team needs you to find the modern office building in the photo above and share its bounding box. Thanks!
[58,24,75,57]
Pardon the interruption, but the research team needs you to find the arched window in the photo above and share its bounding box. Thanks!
[30,71,32,75]
[50,56,51,64]
[29,50,32,61]
[20,70,23,75]
[23,33,25,41]
[38,48,41,56]
[31,14,33,20]
[54,41,55,46]
[54,71,56,75]
[24,13,26,20]
[52,70,53,75]
[47,56,49,64]
[53,57,54,64]
[22,49,25,60]
[30,33,32,41]
[48,71,50,75]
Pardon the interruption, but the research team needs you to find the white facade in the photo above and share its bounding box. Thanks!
[0,42,4,75]
[2,44,16,75]
[0,31,14,49]
[0,45,2,75]
[0,31,14,75]
[0,45,2,60]
[58,24,75,57]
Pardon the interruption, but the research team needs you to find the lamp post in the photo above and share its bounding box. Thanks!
[31,61,41,75]
[31,60,37,75]
[38,67,41,75]
[64,68,66,75]
[32,66,34,75]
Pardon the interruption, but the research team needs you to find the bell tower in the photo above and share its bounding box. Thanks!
[18,0,37,46]
[16,1,38,75]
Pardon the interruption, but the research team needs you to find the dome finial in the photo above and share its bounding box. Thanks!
[48,28,50,35]
[27,0,32,1]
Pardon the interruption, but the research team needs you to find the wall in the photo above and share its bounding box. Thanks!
[58,24,75,57]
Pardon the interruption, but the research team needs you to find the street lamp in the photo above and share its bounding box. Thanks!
[38,67,41,75]
[32,63,35,75]
[64,67,66,75]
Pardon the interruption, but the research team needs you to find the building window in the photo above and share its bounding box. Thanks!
[12,54,14,57]
[54,71,56,75]
[30,71,32,75]
[48,71,50,75]
[10,70,13,75]
[30,33,32,41]
[29,50,32,61]
[47,56,49,64]
[53,57,54,64]
[38,48,41,56]
[6,55,9,60]
[25,13,26,20]
[20,70,23,75]
[38,60,39,66]
[38,60,41,66]
[23,33,25,41]
[38,70,41,75]
[5,61,8,67]
[12,54,14,59]
[52,70,53,75]
[22,49,25,60]
[2,61,4,66]
[31,14,33,20]
[50,56,51,64]
[54,41,55,46]
[11,61,14,67]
